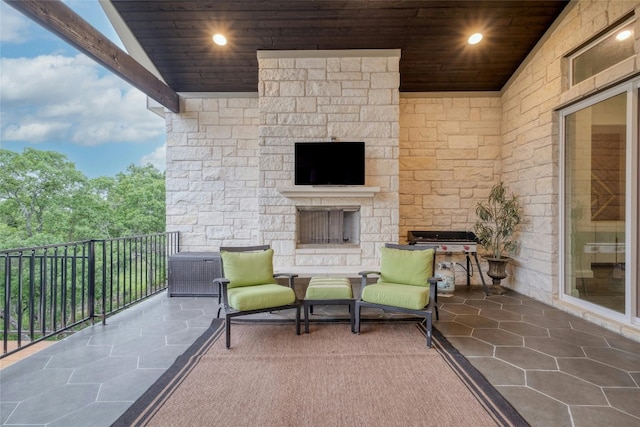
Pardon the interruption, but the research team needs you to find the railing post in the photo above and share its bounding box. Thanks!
[3,254,10,355]
[17,254,23,349]
[88,240,95,323]
[101,240,106,324]
[29,251,35,341]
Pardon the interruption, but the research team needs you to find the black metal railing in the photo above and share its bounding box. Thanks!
[1,232,179,358]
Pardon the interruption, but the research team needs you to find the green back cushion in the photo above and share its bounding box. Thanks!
[378,246,434,287]
[220,248,274,288]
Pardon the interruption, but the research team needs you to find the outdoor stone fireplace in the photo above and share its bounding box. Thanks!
[296,206,360,247]
[165,49,401,275]
[256,50,401,274]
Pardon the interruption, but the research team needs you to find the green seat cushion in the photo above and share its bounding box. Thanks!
[305,277,353,300]
[221,248,274,288]
[378,247,434,287]
[227,283,296,311]
[362,282,429,310]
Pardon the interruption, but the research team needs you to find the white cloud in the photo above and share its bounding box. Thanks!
[3,121,71,142]
[0,54,165,146]
[139,143,166,172]
[0,2,31,43]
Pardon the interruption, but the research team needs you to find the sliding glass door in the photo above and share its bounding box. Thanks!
[562,83,638,322]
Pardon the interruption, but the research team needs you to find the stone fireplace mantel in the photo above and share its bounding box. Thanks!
[276,186,381,198]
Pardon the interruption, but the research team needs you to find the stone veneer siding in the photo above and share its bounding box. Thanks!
[257,51,400,271]
[165,0,640,338]
[498,0,640,340]
[398,96,502,237]
[167,50,401,274]
[398,95,503,286]
[165,96,260,250]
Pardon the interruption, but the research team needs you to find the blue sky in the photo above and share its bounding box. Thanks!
[0,0,166,178]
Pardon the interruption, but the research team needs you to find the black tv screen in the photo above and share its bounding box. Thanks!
[295,142,365,186]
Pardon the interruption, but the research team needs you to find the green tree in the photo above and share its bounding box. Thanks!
[0,148,85,239]
[60,177,116,240]
[0,148,166,249]
[109,164,166,236]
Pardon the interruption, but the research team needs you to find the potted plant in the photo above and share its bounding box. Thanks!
[474,182,523,288]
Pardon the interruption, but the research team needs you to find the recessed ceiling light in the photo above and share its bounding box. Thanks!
[468,33,483,45]
[213,34,227,46]
[616,30,632,41]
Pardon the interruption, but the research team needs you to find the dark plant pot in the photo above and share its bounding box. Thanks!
[483,256,510,286]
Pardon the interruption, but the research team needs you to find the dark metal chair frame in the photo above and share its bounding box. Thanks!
[304,296,355,333]
[214,245,301,348]
[355,244,439,347]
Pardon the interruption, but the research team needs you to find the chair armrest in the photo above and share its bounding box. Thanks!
[274,273,298,289]
[359,270,381,277]
[359,271,380,294]
[428,276,440,305]
[428,276,441,285]
[213,278,230,306]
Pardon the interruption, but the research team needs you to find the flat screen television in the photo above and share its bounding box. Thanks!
[294,142,365,186]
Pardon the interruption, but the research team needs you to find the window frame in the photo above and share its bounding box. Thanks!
[559,80,639,325]
[568,17,636,86]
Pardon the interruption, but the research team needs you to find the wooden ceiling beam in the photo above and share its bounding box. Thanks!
[5,0,180,113]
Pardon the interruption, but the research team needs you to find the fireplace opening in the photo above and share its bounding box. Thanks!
[297,206,360,247]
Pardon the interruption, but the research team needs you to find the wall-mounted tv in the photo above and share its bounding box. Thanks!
[294,142,365,186]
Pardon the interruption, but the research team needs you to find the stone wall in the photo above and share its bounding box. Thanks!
[500,0,640,307]
[166,51,400,274]
[399,96,502,238]
[165,96,260,251]
[164,0,640,337]
[257,50,400,273]
[398,95,503,286]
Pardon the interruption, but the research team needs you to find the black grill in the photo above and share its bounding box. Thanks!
[407,230,478,244]
[407,230,487,293]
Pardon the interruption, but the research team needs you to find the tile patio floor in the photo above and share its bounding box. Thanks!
[435,286,640,427]
[1,285,639,426]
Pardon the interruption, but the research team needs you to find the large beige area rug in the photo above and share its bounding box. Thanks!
[115,320,527,427]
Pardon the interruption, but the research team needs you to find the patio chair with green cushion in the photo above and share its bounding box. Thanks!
[355,243,439,347]
[214,245,301,348]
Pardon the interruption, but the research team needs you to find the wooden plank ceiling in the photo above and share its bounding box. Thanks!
[111,0,569,93]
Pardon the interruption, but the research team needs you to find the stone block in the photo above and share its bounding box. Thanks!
[305,81,342,96]
[278,113,327,126]
[370,72,400,89]
[369,89,393,105]
[280,81,305,97]
[362,57,390,72]
[360,105,398,122]
[296,57,327,69]
[328,113,359,122]
[436,149,477,160]
[296,98,317,113]
[448,135,479,149]
[328,121,392,138]
[278,58,295,68]
[307,68,327,80]
[173,118,199,133]
[184,98,203,112]
[340,57,362,72]
[258,58,279,69]
[263,81,280,97]
[328,71,363,81]
[260,97,296,113]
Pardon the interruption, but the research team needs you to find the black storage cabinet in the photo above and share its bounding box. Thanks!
[168,252,222,297]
